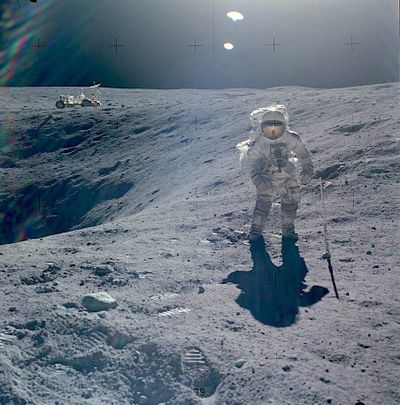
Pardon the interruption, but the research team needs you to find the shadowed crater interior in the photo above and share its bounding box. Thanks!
[0,176,134,245]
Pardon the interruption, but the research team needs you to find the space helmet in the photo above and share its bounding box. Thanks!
[250,103,289,140]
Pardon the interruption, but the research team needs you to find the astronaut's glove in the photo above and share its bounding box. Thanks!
[300,168,313,185]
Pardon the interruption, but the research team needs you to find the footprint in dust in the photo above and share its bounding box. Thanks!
[180,346,221,398]
[157,307,191,317]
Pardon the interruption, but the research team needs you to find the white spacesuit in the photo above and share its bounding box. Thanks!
[236,103,314,241]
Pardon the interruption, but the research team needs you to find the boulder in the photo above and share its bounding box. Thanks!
[82,292,118,312]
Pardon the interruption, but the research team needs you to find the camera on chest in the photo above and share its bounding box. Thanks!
[269,142,289,171]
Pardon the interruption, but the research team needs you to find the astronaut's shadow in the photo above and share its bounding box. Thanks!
[221,236,329,327]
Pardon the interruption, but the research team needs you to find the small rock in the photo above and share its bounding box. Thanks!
[159,251,174,258]
[139,395,147,404]
[63,302,79,309]
[234,359,246,368]
[198,286,205,294]
[82,390,93,399]
[366,250,372,255]
[32,332,45,346]
[106,331,132,349]
[36,285,58,294]
[338,257,354,262]
[82,292,118,312]
[24,320,46,331]
[358,343,370,349]
[16,331,27,339]
[45,263,61,273]
[94,265,113,277]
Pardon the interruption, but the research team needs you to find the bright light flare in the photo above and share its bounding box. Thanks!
[224,42,234,50]
[226,11,244,22]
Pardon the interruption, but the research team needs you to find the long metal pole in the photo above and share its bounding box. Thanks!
[319,177,339,299]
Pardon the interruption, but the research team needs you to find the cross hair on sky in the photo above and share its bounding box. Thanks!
[0,0,398,89]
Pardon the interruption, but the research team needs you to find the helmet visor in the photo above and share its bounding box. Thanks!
[261,120,286,139]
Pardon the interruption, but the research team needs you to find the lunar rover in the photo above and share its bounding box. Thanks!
[55,83,102,108]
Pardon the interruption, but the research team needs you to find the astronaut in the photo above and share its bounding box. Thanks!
[236,103,314,241]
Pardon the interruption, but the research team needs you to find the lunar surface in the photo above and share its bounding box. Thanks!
[0,83,399,404]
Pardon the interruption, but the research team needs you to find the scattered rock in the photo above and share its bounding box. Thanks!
[82,391,93,399]
[330,216,351,223]
[94,264,114,277]
[315,163,346,179]
[21,262,61,285]
[63,247,79,254]
[358,343,370,349]
[16,330,27,339]
[138,395,148,404]
[366,250,372,255]
[211,226,241,243]
[25,320,46,330]
[98,276,129,287]
[198,286,205,294]
[36,285,59,294]
[21,272,56,285]
[82,292,118,312]
[159,250,174,258]
[234,359,246,368]
[11,320,46,331]
[32,332,46,346]
[106,331,133,349]
[62,302,79,309]
[45,263,61,273]
[338,257,355,262]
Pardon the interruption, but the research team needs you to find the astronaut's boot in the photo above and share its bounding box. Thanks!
[248,216,266,241]
[248,198,272,241]
[281,205,298,241]
[282,223,298,241]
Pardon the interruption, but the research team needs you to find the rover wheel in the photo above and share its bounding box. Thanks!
[81,99,92,107]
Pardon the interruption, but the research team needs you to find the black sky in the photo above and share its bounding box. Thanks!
[2,0,399,88]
